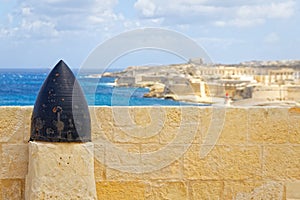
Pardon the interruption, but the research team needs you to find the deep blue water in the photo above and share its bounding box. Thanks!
[0,68,203,106]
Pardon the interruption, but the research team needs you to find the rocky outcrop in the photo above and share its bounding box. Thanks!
[98,60,300,105]
[143,83,165,98]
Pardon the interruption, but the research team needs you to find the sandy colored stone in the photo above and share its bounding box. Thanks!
[159,126,179,144]
[201,107,248,145]
[113,126,160,144]
[288,107,300,114]
[96,181,146,200]
[288,108,300,144]
[181,107,202,124]
[1,106,299,199]
[0,143,3,176]
[0,179,24,199]
[25,142,97,200]
[184,144,262,180]
[145,181,187,200]
[0,107,26,143]
[0,144,28,179]
[224,181,284,200]
[111,107,164,127]
[286,181,300,199]
[218,108,248,145]
[263,145,300,180]
[140,144,186,175]
[23,106,33,142]
[224,181,263,200]
[159,107,201,144]
[106,160,182,181]
[105,144,141,170]
[249,108,289,144]
[106,143,183,181]
[129,107,153,126]
[91,107,114,123]
[98,107,162,144]
[91,107,114,142]
[189,181,223,200]
[93,142,106,182]
[159,123,201,145]
[164,107,182,127]
[94,159,106,181]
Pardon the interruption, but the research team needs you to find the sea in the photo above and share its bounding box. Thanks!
[0,68,203,106]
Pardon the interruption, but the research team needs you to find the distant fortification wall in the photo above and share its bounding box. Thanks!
[0,106,300,199]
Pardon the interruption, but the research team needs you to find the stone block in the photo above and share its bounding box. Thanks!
[201,107,248,145]
[96,181,146,200]
[189,181,223,200]
[163,107,182,128]
[22,106,33,143]
[106,159,182,181]
[25,142,97,199]
[288,107,300,144]
[0,107,26,143]
[145,181,187,200]
[106,144,183,180]
[184,144,262,180]
[111,107,165,128]
[159,124,201,145]
[0,106,298,199]
[159,126,179,144]
[94,159,106,181]
[141,144,185,174]
[286,181,300,200]
[224,181,284,200]
[91,106,114,124]
[0,179,24,199]
[159,107,201,145]
[105,144,141,169]
[113,126,160,144]
[94,143,106,181]
[0,144,28,179]
[97,107,162,144]
[249,108,289,144]
[91,106,114,142]
[263,145,300,180]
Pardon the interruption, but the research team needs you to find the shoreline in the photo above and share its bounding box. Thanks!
[101,60,300,107]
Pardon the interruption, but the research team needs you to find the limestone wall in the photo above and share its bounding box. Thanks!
[0,106,300,199]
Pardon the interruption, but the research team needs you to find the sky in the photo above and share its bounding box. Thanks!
[0,0,299,69]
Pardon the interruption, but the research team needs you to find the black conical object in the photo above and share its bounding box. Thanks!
[30,60,91,142]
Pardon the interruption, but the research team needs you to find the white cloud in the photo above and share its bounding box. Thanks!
[135,0,226,18]
[215,18,265,28]
[236,1,295,19]
[134,0,296,27]
[21,7,32,16]
[0,0,123,40]
[1,0,296,41]
[21,19,59,38]
[134,0,157,17]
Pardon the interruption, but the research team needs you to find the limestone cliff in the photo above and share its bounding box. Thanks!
[101,60,300,105]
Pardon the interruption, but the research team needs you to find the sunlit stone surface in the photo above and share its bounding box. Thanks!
[25,141,97,200]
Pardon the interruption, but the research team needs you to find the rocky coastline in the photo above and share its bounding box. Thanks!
[101,60,300,106]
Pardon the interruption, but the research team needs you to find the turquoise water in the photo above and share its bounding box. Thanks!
[0,68,203,106]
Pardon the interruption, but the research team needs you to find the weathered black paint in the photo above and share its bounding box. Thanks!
[30,60,91,142]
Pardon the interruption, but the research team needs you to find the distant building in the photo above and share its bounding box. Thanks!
[188,58,203,65]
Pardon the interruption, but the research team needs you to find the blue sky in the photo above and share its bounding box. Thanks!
[0,0,299,68]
